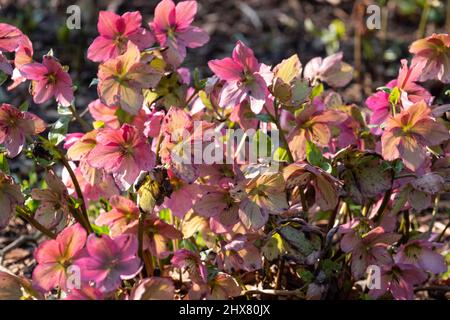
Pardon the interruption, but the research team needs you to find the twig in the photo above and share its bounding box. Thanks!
[437,219,450,242]
[69,104,91,132]
[299,188,309,213]
[427,194,440,237]
[373,184,393,223]
[243,288,304,298]
[274,258,284,290]
[0,233,42,265]
[414,286,450,293]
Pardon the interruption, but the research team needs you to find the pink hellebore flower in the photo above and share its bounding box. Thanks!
[88,99,164,138]
[365,89,392,132]
[87,124,155,190]
[62,164,119,204]
[0,172,24,230]
[303,52,353,88]
[32,223,87,292]
[75,233,141,292]
[208,41,273,114]
[171,249,207,284]
[409,33,450,83]
[381,100,449,171]
[87,11,154,63]
[369,263,427,300]
[0,103,46,157]
[150,0,209,66]
[366,60,432,132]
[286,99,347,161]
[88,99,120,129]
[339,223,401,279]
[0,23,25,52]
[97,42,161,115]
[395,59,433,107]
[95,195,140,236]
[395,239,447,274]
[0,23,34,89]
[123,215,182,259]
[21,56,74,106]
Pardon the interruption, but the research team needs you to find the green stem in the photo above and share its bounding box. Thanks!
[69,104,91,132]
[427,194,440,237]
[417,0,430,39]
[138,210,147,261]
[59,153,92,233]
[264,101,294,163]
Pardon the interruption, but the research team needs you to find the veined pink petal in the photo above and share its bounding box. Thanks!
[178,26,209,48]
[20,63,47,80]
[35,240,62,264]
[87,36,119,62]
[208,58,243,81]
[32,263,65,292]
[127,28,155,50]
[58,223,87,259]
[175,1,197,30]
[153,0,176,32]
[0,23,24,52]
[97,11,120,38]
[232,41,258,72]
[218,82,245,108]
[121,11,142,36]
[32,80,55,105]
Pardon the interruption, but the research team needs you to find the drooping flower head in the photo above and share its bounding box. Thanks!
[171,249,207,284]
[284,162,340,212]
[87,124,155,190]
[409,33,450,83]
[0,103,45,157]
[75,233,141,292]
[122,215,182,259]
[339,223,400,279]
[31,171,71,231]
[381,100,449,171]
[62,163,119,205]
[32,223,87,292]
[20,55,74,106]
[303,52,353,88]
[286,99,347,160]
[150,0,209,66]
[208,41,273,114]
[0,172,24,230]
[369,263,427,300]
[88,11,155,63]
[97,42,162,115]
[395,239,447,274]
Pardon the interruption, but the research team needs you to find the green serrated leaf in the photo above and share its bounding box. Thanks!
[19,101,29,112]
[0,71,8,86]
[48,116,71,145]
[0,153,9,173]
[306,140,323,167]
[273,146,289,162]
